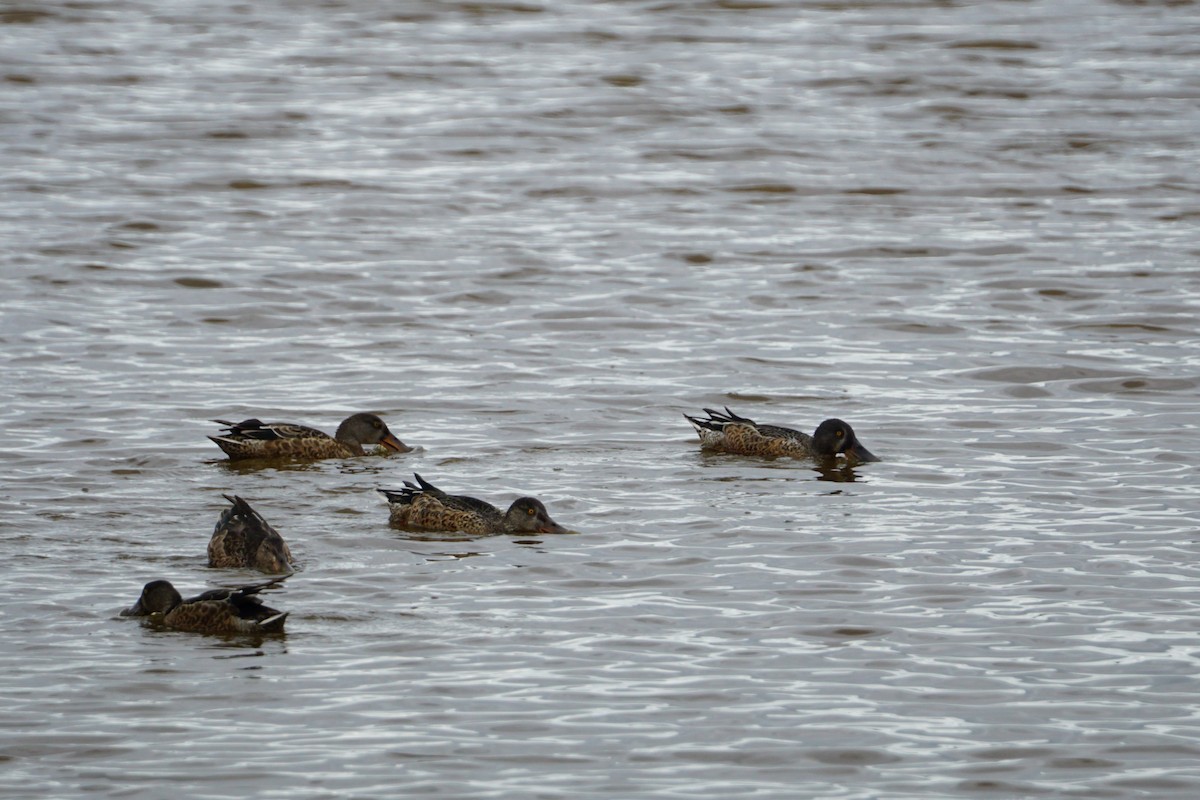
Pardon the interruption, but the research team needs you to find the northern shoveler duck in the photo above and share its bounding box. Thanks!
[208,495,295,574]
[685,407,880,463]
[378,473,569,535]
[121,579,288,634]
[208,412,411,461]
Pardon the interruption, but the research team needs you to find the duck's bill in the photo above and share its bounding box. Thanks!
[379,433,414,454]
[120,600,147,617]
[847,443,881,463]
[537,519,571,534]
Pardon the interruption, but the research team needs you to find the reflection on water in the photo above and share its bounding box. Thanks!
[812,464,866,483]
[421,549,488,562]
[127,621,288,652]
[4,0,1200,798]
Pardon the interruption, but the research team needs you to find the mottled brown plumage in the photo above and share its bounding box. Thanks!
[208,412,411,461]
[208,495,294,574]
[121,579,288,634]
[379,473,569,535]
[685,407,880,463]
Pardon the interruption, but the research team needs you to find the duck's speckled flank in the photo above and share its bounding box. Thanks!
[390,491,501,534]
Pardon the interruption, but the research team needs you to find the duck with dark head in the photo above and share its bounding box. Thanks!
[379,473,570,535]
[685,407,879,463]
[121,578,288,634]
[208,412,411,461]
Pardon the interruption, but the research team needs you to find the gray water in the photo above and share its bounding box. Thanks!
[4,1,1200,797]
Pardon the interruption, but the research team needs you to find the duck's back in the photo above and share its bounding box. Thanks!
[164,590,287,634]
[208,419,349,461]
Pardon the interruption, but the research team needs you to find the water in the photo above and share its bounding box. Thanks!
[3,1,1200,797]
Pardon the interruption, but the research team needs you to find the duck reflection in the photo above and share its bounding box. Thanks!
[813,462,869,483]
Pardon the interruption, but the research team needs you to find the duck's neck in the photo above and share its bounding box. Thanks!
[332,420,365,455]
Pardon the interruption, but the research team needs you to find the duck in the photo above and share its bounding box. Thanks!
[208,412,411,461]
[208,494,295,574]
[121,579,288,634]
[378,473,569,535]
[684,407,880,463]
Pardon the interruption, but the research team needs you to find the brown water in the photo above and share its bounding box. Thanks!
[4,1,1200,797]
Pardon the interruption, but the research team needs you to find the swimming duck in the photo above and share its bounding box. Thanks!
[208,412,411,461]
[121,579,288,634]
[378,473,569,535]
[208,494,295,574]
[684,407,880,463]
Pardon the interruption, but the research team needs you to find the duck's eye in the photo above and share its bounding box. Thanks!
[526,507,536,515]
[836,429,844,438]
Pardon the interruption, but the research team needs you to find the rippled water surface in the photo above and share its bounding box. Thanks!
[4,1,1200,797]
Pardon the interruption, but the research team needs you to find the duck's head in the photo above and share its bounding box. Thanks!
[339,413,412,453]
[811,419,880,463]
[121,580,183,617]
[505,498,569,534]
